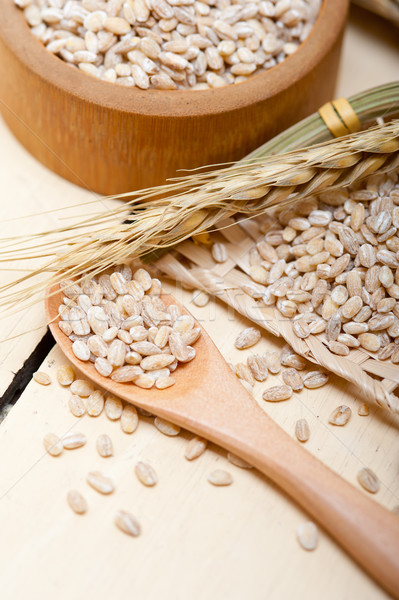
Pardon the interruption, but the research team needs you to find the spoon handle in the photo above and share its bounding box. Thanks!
[184,385,399,599]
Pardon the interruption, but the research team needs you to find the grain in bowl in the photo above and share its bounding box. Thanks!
[15,0,321,89]
[57,266,200,388]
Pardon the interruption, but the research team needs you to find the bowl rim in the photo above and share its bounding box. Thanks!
[0,0,348,118]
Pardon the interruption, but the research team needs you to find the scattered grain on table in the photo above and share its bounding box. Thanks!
[96,433,113,457]
[235,362,255,386]
[358,403,369,416]
[235,327,261,350]
[105,394,123,420]
[208,469,233,486]
[357,467,380,494]
[43,432,63,456]
[62,432,87,450]
[121,404,139,434]
[56,364,75,386]
[87,471,115,494]
[70,379,94,397]
[282,368,303,392]
[67,490,88,515]
[87,390,105,417]
[69,394,86,417]
[296,521,318,551]
[154,416,180,436]
[114,510,141,537]
[295,419,310,443]
[192,289,210,307]
[328,405,351,426]
[185,436,207,461]
[135,461,158,487]
[263,385,293,402]
[33,371,51,386]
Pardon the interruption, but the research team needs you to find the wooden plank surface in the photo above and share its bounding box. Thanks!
[1,7,399,600]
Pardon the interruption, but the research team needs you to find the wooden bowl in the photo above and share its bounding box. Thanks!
[0,0,348,195]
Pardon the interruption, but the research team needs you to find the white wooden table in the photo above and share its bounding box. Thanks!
[1,7,399,600]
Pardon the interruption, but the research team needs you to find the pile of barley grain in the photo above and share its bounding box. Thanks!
[58,266,200,388]
[241,170,399,361]
[15,0,320,90]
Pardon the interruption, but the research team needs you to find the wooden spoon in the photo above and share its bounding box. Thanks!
[46,287,399,599]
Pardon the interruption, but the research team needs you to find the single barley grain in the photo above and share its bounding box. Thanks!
[135,461,158,486]
[87,471,115,494]
[296,521,318,551]
[227,452,252,469]
[282,368,303,392]
[33,371,51,386]
[212,242,228,263]
[264,351,281,374]
[293,320,310,339]
[358,403,369,416]
[154,416,180,436]
[235,363,255,387]
[69,394,86,417]
[70,379,94,397]
[185,436,207,461]
[302,371,329,389]
[62,432,87,449]
[295,419,310,442]
[141,354,176,370]
[358,333,381,352]
[87,390,104,417]
[95,357,113,377]
[235,327,261,350]
[155,375,176,389]
[121,404,139,433]
[111,365,143,382]
[329,405,351,426]
[192,289,209,307]
[43,432,63,456]
[105,395,123,420]
[262,385,292,402]
[56,365,75,386]
[72,340,90,361]
[96,433,113,457]
[247,354,268,382]
[208,469,233,486]
[114,510,141,537]
[134,374,155,388]
[357,467,380,493]
[67,490,88,515]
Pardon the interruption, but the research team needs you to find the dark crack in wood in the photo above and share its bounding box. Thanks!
[0,329,55,415]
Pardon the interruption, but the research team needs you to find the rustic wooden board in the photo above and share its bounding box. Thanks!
[1,9,399,600]
[0,312,398,600]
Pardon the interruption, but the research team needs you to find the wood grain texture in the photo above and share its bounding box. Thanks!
[45,286,399,599]
[0,0,348,195]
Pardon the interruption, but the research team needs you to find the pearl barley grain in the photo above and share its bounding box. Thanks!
[208,470,233,486]
[33,371,51,385]
[297,521,318,551]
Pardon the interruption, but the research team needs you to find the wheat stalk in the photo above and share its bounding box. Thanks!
[0,117,398,313]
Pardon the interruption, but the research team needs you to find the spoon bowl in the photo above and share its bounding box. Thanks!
[46,284,399,599]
